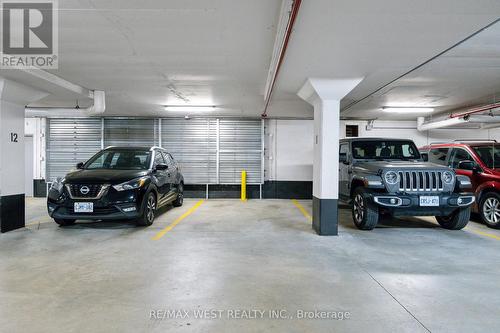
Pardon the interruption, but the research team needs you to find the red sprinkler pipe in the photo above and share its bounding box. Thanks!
[450,102,500,118]
[261,0,302,118]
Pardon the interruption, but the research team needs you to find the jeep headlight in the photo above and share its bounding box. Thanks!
[50,177,65,193]
[442,171,454,184]
[384,171,399,185]
[113,177,148,191]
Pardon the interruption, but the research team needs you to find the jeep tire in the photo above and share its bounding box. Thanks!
[435,207,470,230]
[352,187,379,230]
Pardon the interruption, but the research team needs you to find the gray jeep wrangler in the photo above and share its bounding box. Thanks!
[339,138,475,230]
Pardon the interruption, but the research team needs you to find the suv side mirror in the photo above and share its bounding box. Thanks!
[458,160,477,172]
[155,163,168,171]
[339,153,349,164]
[76,162,84,169]
[421,153,428,162]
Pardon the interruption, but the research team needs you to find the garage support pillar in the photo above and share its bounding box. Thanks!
[298,78,363,235]
[0,78,48,233]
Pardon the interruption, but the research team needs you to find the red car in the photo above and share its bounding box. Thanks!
[420,140,500,228]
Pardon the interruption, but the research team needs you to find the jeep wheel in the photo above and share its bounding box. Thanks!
[436,207,470,230]
[352,187,379,230]
[136,192,156,226]
[54,219,75,226]
[479,192,500,228]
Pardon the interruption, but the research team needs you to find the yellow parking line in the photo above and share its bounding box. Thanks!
[465,226,500,241]
[152,200,204,240]
[291,199,312,222]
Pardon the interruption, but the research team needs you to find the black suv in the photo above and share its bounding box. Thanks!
[47,146,184,226]
[339,138,475,230]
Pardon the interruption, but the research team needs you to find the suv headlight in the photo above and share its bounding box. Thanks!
[113,177,148,192]
[50,177,65,193]
[384,171,399,185]
[442,171,454,184]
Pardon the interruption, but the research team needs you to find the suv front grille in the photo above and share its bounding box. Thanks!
[67,184,104,198]
[398,171,443,192]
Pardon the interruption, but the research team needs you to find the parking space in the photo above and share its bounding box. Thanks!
[0,198,498,332]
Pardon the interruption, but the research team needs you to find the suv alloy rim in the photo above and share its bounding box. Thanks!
[147,195,156,222]
[483,197,500,225]
[354,194,365,222]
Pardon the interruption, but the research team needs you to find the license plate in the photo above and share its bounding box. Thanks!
[419,196,439,207]
[74,202,93,213]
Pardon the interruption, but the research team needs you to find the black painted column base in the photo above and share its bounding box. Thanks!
[312,196,338,236]
[0,194,25,233]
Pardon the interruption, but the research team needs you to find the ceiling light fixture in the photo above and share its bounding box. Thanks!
[382,107,434,113]
[164,105,216,112]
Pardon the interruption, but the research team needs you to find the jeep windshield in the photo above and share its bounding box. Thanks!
[472,144,500,169]
[84,149,151,170]
[352,140,421,160]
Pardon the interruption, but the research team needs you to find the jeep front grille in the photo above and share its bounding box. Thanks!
[398,171,443,192]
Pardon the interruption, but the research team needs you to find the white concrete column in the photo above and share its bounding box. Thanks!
[298,78,363,235]
[0,78,48,232]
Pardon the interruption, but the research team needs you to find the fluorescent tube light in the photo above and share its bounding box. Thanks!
[164,105,216,112]
[382,107,434,113]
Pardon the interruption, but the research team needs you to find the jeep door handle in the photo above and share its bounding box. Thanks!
[347,170,352,174]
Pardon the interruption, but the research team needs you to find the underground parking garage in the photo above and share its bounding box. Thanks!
[1,1,500,332]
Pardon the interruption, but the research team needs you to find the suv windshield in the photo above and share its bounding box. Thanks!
[84,149,151,170]
[472,145,500,169]
[352,140,420,160]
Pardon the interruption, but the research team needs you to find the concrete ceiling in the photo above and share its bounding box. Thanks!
[275,0,500,120]
[11,0,500,120]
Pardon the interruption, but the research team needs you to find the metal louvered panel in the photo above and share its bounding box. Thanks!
[219,119,261,151]
[46,117,263,186]
[103,118,157,147]
[46,118,102,181]
[219,151,262,184]
[219,119,262,184]
[160,118,217,184]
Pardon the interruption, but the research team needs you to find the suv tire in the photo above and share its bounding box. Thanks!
[479,192,500,228]
[352,187,379,230]
[136,192,156,226]
[436,207,470,230]
[54,219,75,226]
[172,183,184,207]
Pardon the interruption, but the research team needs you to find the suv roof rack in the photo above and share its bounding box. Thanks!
[453,139,497,143]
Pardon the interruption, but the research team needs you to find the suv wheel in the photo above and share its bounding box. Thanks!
[136,192,156,226]
[479,192,500,228]
[436,207,470,230]
[54,219,75,226]
[352,187,379,230]
[172,183,184,207]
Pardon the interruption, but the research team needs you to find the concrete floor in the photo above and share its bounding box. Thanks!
[1,198,500,333]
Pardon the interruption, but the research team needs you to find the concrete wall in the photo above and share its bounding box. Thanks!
[266,119,500,182]
[24,117,46,180]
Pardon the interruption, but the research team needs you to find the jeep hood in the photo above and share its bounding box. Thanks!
[353,160,449,173]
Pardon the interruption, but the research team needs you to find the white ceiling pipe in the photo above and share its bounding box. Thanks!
[417,116,468,131]
[25,90,105,117]
[467,115,500,123]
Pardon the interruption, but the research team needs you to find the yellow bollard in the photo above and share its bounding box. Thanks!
[241,170,247,201]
